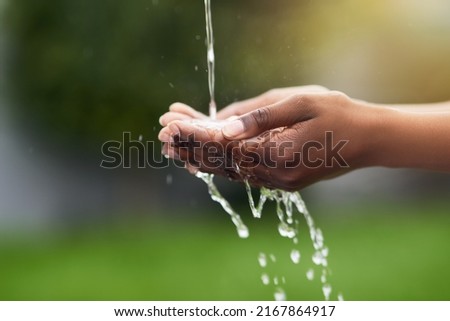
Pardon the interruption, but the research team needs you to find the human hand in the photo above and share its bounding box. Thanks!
[160,87,386,190]
[158,86,329,126]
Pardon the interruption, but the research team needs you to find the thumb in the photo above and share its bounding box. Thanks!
[221,94,318,140]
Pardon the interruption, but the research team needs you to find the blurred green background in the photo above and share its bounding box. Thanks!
[0,0,449,300]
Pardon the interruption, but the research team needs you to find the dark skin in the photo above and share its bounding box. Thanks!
[159,86,450,191]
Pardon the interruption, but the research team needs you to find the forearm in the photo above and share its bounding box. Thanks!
[385,101,450,112]
[365,106,450,171]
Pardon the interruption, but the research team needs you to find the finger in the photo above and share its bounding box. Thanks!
[164,142,220,177]
[159,117,228,142]
[226,115,239,121]
[184,162,199,175]
[161,142,169,156]
[158,126,175,143]
[217,95,274,120]
[166,120,221,170]
[217,86,330,120]
[221,94,320,140]
[169,102,208,119]
[162,125,237,180]
[160,120,215,143]
[159,111,193,126]
[166,120,248,180]
[167,119,225,143]
[162,143,181,160]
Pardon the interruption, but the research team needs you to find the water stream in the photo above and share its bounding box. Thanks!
[195,0,340,301]
[195,1,250,240]
[204,0,217,120]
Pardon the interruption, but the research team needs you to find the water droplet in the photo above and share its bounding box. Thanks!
[138,134,143,141]
[312,251,323,265]
[281,276,286,284]
[258,253,267,268]
[261,273,270,285]
[269,254,276,263]
[321,247,329,257]
[290,249,301,264]
[278,222,296,238]
[195,35,201,40]
[322,284,332,301]
[166,174,173,185]
[169,82,174,88]
[338,292,344,301]
[321,272,327,283]
[273,276,279,285]
[194,65,199,71]
[274,288,286,301]
[237,225,249,238]
[293,237,298,244]
[306,268,314,281]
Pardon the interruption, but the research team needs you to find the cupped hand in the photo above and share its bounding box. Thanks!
[159,88,380,190]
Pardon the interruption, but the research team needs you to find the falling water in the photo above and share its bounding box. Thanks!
[204,0,216,120]
[246,185,333,300]
[195,0,250,239]
[196,0,339,300]
[195,172,249,238]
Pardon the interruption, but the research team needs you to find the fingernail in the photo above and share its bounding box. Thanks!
[222,120,244,138]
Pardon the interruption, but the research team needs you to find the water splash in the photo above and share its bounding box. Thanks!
[244,186,336,299]
[245,180,267,218]
[195,172,249,238]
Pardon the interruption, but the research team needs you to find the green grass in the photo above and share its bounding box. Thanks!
[0,201,449,300]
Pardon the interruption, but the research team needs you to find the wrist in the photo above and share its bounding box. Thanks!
[354,103,402,168]
[361,105,450,170]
